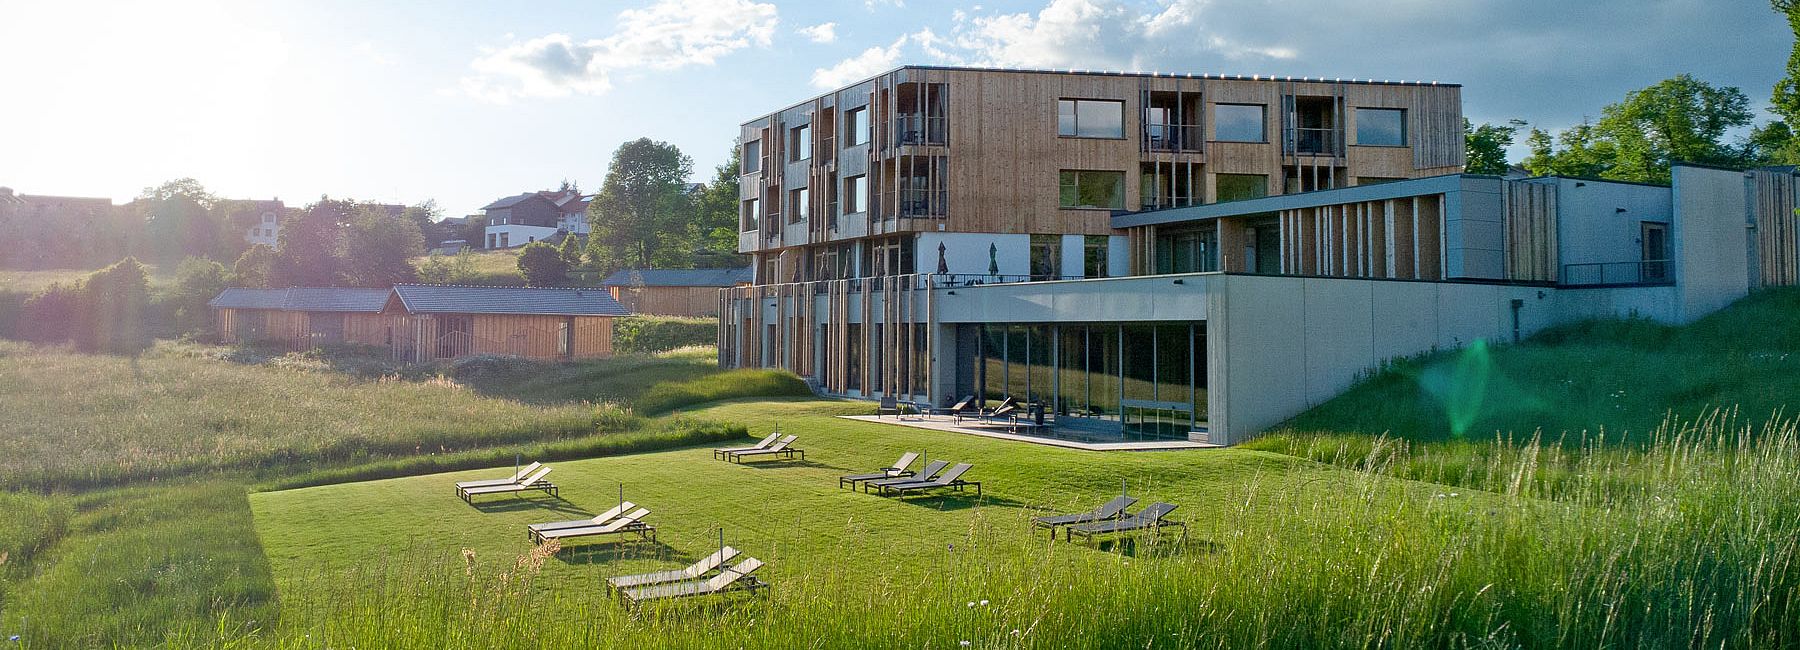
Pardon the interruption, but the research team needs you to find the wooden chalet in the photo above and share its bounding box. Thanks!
[600,267,753,317]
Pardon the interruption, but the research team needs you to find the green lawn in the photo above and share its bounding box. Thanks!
[247,398,1800,648]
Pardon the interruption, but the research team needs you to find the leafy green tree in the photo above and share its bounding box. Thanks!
[588,138,694,272]
[80,258,151,354]
[558,233,585,268]
[138,179,225,264]
[691,144,747,267]
[1521,120,1618,179]
[1595,74,1752,182]
[1464,119,1521,176]
[271,198,351,287]
[166,256,230,336]
[232,244,275,288]
[516,241,569,287]
[341,204,424,287]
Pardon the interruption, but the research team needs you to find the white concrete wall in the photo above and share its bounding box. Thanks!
[1672,165,1751,322]
[934,273,1212,324]
[485,224,559,248]
[1445,177,1506,278]
[1554,177,1673,271]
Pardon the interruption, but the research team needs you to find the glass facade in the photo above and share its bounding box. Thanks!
[972,322,1206,440]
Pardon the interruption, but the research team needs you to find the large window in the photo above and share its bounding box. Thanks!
[1084,235,1109,278]
[1030,234,1062,281]
[742,140,761,174]
[790,124,810,161]
[789,188,808,223]
[1355,108,1406,146]
[1214,104,1266,142]
[1059,170,1126,210]
[845,107,869,146]
[1057,99,1124,138]
[741,198,759,231]
[844,175,867,213]
[1215,174,1268,202]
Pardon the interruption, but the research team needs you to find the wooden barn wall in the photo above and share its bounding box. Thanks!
[613,286,725,317]
[1752,170,1799,287]
[1504,181,1559,282]
[573,316,613,358]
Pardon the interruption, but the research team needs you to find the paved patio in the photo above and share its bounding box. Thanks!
[838,415,1220,451]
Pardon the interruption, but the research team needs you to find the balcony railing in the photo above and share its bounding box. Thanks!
[1144,123,1203,152]
[1561,260,1673,286]
[1288,127,1343,156]
[893,115,948,146]
[1141,195,1198,211]
[897,188,947,218]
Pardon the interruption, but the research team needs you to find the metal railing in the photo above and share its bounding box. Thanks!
[1143,123,1203,152]
[1561,260,1673,286]
[893,115,948,146]
[1141,195,1199,211]
[1287,127,1343,156]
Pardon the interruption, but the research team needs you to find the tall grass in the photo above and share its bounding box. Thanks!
[195,414,1800,648]
[633,368,813,415]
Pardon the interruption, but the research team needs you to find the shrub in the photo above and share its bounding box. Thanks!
[613,315,716,354]
[516,242,569,287]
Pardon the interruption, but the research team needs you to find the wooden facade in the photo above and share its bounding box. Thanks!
[1752,169,1800,288]
[609,285,726,318]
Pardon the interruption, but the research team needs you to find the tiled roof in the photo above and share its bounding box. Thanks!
[207,288,390,312]
[600,267,754,288]
[390,285,630,316]
[480,193,539,211]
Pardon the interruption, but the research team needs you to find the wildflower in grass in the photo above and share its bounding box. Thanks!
[967,601,975,608]
[960,641,970,647]
[979,599,989,606]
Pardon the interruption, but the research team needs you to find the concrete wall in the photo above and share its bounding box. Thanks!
[1553,177,1672,270]
[915,232,1032,276]
[1444,176,1506,279]
[1672,165,1751,322]
[935,273,1212,324]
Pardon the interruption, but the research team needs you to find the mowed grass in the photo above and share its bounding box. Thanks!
[247,399,1800,648]
[0,341,607,490]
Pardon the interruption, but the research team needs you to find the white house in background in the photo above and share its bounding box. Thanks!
[233,199,287,249]
[482,188,590,249]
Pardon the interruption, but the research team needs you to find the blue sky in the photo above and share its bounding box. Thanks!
[0,0,1788,219]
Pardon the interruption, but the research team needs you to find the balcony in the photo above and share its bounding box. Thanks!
[898,188,947,218]
[1289,127,1343,156]
[894,115,947,146]
[1144,123,1203,153]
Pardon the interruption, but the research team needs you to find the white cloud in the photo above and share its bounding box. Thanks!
[461,0,778,102]
[810,35,909,88]
[799,22,838,44]
[866,0,905,9]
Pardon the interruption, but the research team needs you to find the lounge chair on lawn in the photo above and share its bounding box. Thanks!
[527,501,636,535]
[838,452,920,489]
[713,432,781,460]
[725,434,803,463]
[529,507,655,545]
[861,459,948,493]
[458,466,557,504]
[620,557,768,604]
[875,463,981,498]
[453,462,543,491]
[936,396,977,422]
[606,546,740,592]
[1062,502,1186,546]
[877,395,903,418]
[1030,495,1138,540]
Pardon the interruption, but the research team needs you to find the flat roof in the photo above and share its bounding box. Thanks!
[1112,174,1483,229]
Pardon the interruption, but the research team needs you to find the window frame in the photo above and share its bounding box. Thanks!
[1058,170,1127,210]
[1212,103,1267,143]
[1214,173,1270,203]
[742,140,762,174]
[790,125,811,162]
[1354,107,1408,147]
[741,197,759,232]
[789,187,809,224]
[843,175,867,214]
[1057,98,1126,139]
[845,107,869,147]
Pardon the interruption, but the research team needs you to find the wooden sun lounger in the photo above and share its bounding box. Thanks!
[861,459,948,493]
[620,557,768,603]
[453,461,543,490]
[458,466,557,503]
[725,434,803,463]
[1030,495,1138,540]
[875,462,981,498]
[1063,502,1186,546]
[937,396,977,421]
[529,507,655,545]
[528,501,636,534]
[606,546,740,592]
[713,432,781,460]
[838,452,920,489]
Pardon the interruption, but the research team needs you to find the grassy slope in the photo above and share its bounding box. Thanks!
[0,264,176,294]
[1277,287,1800,442]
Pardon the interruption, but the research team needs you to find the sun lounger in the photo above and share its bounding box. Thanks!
[453,462,543,491]
[838,452,920,489]
[877,395,902,418]
[714,432,781,460]
[861,459,948,493]
[528,501,637,534]
[1063,502,1186,545]
[529,507,655,545]
[1030,495,1138,540]
[725,434,803,463]
[875,462,981,498]
[620,557,768,603]
[458,466,557,503]
[606,546,740,592]
[936,396,977,422]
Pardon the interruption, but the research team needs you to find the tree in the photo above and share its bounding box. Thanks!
[516,241,569,287]
[166,256,230,336]
[1596,74,1752,182]
[233,244,276,288]
[403,201,449,249]
[1521,120,1618,179]
[1464,119,1522,176]
[271,198,351,287]
[138,178,225,264]
[588,138,694,272]
[79,258,151,354]
[691,144,747,267]
[1774,1,1800,126]
[341,204,424,287]
[558,233,584,267]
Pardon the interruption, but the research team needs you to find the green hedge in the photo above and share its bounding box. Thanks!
[613,315,716,354]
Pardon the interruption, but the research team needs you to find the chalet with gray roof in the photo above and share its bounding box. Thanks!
[601,267,754,317]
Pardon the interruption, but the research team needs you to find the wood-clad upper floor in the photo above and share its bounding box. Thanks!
[735,66,1464,257]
